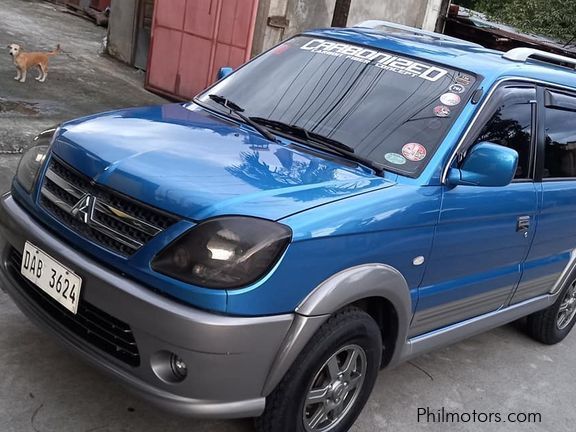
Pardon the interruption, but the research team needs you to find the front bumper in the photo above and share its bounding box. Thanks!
[0,193,294,418]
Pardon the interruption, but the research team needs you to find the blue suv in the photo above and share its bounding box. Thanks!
[2,20,576,432]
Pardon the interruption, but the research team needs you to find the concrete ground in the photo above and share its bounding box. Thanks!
[0,1,575,432]
[0,0,163,187]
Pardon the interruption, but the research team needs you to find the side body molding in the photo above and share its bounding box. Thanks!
[262,264,412,395]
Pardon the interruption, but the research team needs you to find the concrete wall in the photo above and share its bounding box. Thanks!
[252,0,284,56]
[252,0,443,56]
[347,0,428,29]
[252,0,338,56]
[107,0,138,65]
[110,0,445,67]
[285,0,338,35]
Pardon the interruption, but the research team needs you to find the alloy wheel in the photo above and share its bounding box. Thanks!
[557,283,576,330]
[303,344,367,432]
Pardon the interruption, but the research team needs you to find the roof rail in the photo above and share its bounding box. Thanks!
[353,20,482,46]
[503,47,576,69]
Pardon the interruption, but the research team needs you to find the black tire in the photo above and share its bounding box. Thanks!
[255,307,382,432]
[526,281,576,345]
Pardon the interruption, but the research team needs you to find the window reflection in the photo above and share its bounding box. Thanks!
[226,149,367,201]
[544,107,576,178]
[474,102,532,179]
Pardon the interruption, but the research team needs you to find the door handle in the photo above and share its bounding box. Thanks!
[517,216,531,232]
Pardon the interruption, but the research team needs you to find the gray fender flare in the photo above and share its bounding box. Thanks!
[262,264,412,396]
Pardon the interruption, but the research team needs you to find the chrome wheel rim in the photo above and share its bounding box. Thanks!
[303,344,367,432]
[557,283,576,330]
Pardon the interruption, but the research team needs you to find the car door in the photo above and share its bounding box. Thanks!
[511,86,576,304]
[411,82,539,336]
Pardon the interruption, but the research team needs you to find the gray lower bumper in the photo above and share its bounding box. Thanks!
[0,193,295,419]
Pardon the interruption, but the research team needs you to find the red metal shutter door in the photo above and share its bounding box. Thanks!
[210,0,259,82]
[147,0,259,100]
[176,0,220,98]
[146,0,186,96]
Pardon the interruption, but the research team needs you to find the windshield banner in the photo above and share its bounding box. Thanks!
[301,39,448,82]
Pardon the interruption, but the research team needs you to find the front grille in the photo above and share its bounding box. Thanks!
[39,157,179,256]
[7,248,140,367]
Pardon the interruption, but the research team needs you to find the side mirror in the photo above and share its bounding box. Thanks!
[217,67,234,81]
[447,142,518,187]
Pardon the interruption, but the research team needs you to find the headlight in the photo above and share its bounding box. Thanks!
[15,127,58,193]
[152,217,292,289]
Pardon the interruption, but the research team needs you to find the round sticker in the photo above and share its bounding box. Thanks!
[433,105,451,118]
[455,74,472,86]
[384,153,406,165]
[402,143,427,162]
[440,92,461,106]
[449,83,465,94]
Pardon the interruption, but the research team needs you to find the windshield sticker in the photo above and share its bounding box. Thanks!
[455,74,473,86]
[433,105,451,117]
[300,39,448,82]
[448,83,466,94]
[385,153,407,165]
[440,93,461,106]
[402,143,427,162]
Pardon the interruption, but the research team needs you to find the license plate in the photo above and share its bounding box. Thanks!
[20,242,82,314]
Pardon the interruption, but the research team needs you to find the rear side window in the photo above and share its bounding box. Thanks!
[543,91,576,179]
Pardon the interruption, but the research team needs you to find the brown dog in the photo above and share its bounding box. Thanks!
[8,43,61,83]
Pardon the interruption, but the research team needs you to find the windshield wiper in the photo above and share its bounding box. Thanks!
[208,95,277,142]
[250,117,384,176]
[250,117,354,152]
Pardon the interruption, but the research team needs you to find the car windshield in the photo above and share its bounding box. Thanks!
[197,36,477,177]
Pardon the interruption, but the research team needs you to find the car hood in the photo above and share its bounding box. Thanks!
[52,103,393,221]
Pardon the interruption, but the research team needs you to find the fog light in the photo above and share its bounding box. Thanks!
[151,351,188,383]
[170,354,188,380]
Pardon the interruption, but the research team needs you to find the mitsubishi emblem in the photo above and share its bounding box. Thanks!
[71,194,95,224]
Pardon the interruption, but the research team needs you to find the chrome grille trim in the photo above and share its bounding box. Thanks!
[85,211,144,251]
[95,201,161,237]
[41,187,74,213]
[45,168,84,199]
[39,157,179,256]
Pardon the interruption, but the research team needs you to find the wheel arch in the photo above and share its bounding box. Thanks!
[261,264,412,396]
[350,296,399,367]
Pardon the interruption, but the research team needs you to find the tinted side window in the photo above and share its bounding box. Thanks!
[543,98,576,179]
[473,88,534,179]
